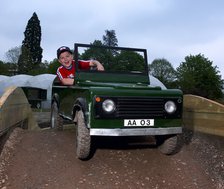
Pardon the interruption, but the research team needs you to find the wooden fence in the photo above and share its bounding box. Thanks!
[0,87,38,136]
[183,94,224,137]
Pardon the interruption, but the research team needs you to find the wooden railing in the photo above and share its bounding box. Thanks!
[0,87,38,136]
[183,94,224,137]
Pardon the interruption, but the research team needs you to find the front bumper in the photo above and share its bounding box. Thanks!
[90,127,182,136]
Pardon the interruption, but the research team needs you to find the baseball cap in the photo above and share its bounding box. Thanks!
[57,46,72,58]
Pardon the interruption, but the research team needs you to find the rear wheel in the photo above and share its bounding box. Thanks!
[50,101,63,131]
[156,134,182,155]
[75,111,91,160]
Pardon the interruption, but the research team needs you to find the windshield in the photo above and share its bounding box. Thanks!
[74,43,148,74]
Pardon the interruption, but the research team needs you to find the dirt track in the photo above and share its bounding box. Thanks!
[0,125,224,189]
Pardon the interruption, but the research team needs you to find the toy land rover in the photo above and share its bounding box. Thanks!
[51,43,183,160]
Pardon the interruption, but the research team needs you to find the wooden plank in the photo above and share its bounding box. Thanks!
[0,87,38,133]
[183,95,224,136]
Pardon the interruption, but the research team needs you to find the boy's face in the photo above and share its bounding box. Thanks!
[58,51,73,68]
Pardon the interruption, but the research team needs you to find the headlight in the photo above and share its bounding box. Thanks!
[164,101,176,114]
[102,99,116,113]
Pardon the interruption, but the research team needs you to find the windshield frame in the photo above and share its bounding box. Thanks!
[74,43,149,75]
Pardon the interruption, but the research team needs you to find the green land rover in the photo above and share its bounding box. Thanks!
[51,43,183,160]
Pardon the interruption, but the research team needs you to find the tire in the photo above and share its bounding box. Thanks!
[50,102,63,131]
[156,134,182,155]
[75,111,91,160]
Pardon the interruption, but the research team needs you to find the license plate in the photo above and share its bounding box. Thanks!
[124,119,154,127]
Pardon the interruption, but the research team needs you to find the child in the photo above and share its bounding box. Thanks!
[56,46,104,85]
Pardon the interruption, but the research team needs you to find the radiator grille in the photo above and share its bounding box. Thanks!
[115,97,164,118]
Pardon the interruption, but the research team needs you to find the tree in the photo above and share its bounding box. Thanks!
[18,46,33,73]
[18,12,43,74]
[48,59,60,74]
[149,59,177,88]
[102,30,119,61]
[80,39,145,72]
[0,61,8,75]
[80,40,105,60]
[5,46,21,64]
[113,50,145,72]
[176,54,223,99]
[29,61,49,75]
[103,30,118,47]
[80,40,111,69]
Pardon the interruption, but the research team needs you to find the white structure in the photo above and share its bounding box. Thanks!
[149,74,167,89]
[0,74,56,109]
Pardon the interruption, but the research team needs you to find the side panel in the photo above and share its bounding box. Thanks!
[52,86,91,120]
[75,72,149,85]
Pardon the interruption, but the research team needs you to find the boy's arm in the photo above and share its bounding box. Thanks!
[89,60,104,71]
[60,78,74,85]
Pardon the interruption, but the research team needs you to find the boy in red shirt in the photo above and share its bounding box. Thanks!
[56,46,104,85]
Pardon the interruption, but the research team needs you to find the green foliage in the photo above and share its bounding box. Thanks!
[80,40,113,70]
[0,61,8,75]
[18,46,33,74]
[80,43,145,72]
[149,58,177,88]
[0,61,17,76]
[103,30,118,57]
[91,40,104,46]
[112,50,145,72]
[176,54,223,99]
[18,12,43,74]
[80,40,105,60]
[28,62,49,75]
[48,59,60,74]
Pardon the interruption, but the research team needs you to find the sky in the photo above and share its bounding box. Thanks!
[1,0,224,79]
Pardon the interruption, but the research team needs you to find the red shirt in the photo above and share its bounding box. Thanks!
[57,60,90,82]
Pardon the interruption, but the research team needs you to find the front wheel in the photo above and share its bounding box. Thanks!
[156,134,182,155]
[50,101,63,131]
[75,111,91,160]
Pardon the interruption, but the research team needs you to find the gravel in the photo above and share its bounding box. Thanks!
[185,131,224,188]
[0,127,223,188]
[0,128,24,188]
